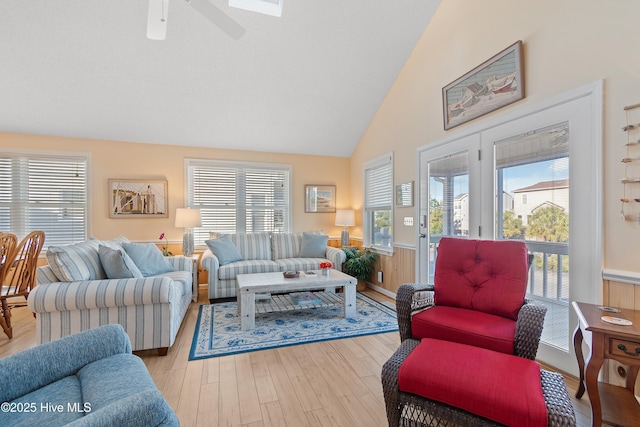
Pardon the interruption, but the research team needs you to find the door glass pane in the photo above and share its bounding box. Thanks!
[428,151,469,282]
[495,122,570,350]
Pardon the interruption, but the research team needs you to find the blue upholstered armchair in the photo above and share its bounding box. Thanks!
[0,324,178,426]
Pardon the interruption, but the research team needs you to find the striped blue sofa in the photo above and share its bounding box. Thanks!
[28,238,192,355]
[202,232,346,300]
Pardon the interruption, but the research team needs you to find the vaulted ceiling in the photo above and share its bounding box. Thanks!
[0,1,441,157]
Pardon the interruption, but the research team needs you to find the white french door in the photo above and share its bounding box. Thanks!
[417,133,480,284]
[416,82,602,374]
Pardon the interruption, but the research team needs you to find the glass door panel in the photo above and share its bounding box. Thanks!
[494,123,570,350]
[427,151,469,282]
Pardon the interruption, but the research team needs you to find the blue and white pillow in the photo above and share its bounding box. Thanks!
[46,239,105,282]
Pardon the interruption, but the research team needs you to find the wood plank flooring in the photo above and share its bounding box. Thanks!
[0,288,593,426]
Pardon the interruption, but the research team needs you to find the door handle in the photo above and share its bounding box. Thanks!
[418,233,426,239]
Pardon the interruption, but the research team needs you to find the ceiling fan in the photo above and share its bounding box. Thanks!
[146,0,246,41]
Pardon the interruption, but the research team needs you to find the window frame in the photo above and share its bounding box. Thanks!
[363,152,394,254]
[0,149,90,248]
[185,158,292,245]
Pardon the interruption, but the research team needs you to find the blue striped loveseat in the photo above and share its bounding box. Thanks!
[202,232,346,300]
[28,238,192,355]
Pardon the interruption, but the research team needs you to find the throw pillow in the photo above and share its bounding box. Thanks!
[299,232,328,258]
[205,235,243,265]
[46,239,105,282]
[122,242,174,277]
[98,235,131,251]
[98,244,144,279]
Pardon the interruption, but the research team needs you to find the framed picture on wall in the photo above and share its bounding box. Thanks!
[395,181,414,207]
[109,179,168,218]
[443,40,524,130]
[305,185,336,213]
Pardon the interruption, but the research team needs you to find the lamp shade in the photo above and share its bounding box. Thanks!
[335,209,355,227]
[175,208,202,228]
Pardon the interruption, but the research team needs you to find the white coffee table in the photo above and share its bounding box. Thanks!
[237,270,357,331]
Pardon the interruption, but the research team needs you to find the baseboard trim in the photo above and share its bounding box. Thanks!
[367,282,396,299]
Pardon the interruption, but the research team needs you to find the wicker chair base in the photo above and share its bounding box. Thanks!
[382,339,576,427]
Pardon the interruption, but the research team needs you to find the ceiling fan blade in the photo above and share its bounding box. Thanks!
[147,0,168,40]
[186,0,246,40]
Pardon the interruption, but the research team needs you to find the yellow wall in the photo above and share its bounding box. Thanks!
[4,0,640,277]
[350,0,640,272]
[0,133,351,244]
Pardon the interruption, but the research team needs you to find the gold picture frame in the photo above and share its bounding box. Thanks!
[109,179,168,218]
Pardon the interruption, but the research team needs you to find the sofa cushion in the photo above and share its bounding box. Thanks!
[150,270,192,296]
[299,232,328,258]
[99,245,144,279]
[98,235,130,250]
[217,260,281,280]
[398,338,548,427]
[230,232,272,260]
[274,258,330,272]
[122,243,174,277]
[271,232,301,260]
[205,235,244,265]
[4,375,83,426]
[434,238,528,320]
[411,305,516,354]
[46,239,106,282]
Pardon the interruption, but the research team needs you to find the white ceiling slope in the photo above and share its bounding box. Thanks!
[0,1,441,157]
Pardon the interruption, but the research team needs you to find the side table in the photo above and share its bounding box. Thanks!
[188,254,200,302]
[572,301,640,427]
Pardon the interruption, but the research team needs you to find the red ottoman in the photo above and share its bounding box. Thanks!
[382,338,576,427]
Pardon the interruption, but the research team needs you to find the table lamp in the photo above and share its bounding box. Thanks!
[175,207,202,257]
[335,209,355,247]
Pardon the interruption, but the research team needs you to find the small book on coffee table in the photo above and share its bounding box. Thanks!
[290,291,322,306]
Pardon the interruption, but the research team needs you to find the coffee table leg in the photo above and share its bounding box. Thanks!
[241,292,255,331]
[344,283,356,318]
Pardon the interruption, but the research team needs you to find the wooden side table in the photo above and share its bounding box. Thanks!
[572,301,640,427]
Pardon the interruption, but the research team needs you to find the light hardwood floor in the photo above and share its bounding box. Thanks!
[1,288,592,426]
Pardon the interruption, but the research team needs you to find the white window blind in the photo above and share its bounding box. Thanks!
[363,153,393,250]
[365,162,393,210]
[0,152,88,247]
[186,159,291,244]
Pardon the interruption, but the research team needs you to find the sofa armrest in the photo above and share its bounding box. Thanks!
[200,249,219,270]
[68,389,179,427]
[167,255,194,273]
[326,246,346,271]
[0,324,131,403]
[28,276,179,313]
[514,301,548,360]
[396,283,434,342]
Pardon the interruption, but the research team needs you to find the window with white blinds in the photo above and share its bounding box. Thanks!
[0,152,88,247]
[363,153,393,251]
[186,159,291,244]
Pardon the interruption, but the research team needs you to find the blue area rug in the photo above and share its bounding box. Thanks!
[189,292,398,360]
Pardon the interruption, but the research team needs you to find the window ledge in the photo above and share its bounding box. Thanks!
[367,246,394,256]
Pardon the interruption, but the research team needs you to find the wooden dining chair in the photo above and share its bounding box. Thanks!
[0,233,18,273]
[0,230,45,338]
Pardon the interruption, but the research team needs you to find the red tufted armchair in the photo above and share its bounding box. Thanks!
[396,237,547,360]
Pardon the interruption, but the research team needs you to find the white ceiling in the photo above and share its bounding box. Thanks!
[0,1,440,157]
